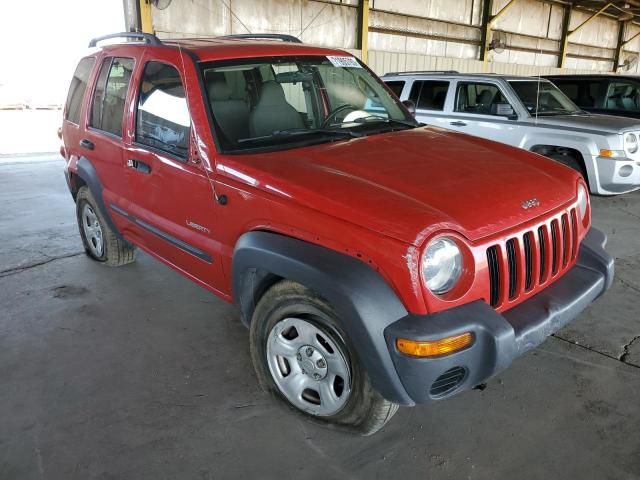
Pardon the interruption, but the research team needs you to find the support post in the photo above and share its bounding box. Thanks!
[139,0,153,34]
[614,21,627,72]
[558,5,571,68]
[358,0,370,63]
[481,0,517,71]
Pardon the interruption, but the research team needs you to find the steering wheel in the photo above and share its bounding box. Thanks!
[322,103,359,127]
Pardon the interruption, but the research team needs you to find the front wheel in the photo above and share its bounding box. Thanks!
[250,280,398,436]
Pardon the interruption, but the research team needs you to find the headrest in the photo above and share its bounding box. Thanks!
[209,82,232,101]
[257,81,287,106]
[478,90,493,104]
[623,85,635,97]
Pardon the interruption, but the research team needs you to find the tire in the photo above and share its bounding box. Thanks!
[76,186,135,266]
[548,152,589,183]
[250,279,399,436]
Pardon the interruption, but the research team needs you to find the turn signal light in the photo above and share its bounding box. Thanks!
[396,332,474,358]
[599,149,615,158]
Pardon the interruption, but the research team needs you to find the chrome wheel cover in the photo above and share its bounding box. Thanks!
[266,317,352,417]
[81,203,104,258]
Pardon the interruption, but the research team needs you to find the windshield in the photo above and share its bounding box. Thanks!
[201,55,416,153]
[509,80,581,116]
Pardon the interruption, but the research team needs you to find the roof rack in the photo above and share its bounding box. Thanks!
[88,32,163,48]
[218,33,302,44]
[384,70,459,76]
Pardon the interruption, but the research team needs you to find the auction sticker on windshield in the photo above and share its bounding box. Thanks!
[327,56,361,68]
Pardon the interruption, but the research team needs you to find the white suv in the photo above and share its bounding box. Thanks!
[383,71,640,195]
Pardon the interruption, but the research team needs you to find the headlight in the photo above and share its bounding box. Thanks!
[577,183,588,220]
[421,237,462,294]
[625,133,638,154]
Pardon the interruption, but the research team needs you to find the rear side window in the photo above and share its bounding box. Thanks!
[90,57,134,137]
[65,57,95,124]
[554,80,599,108]
[384,81,405,98]
[409,81,449,111]
[136,62,190,158]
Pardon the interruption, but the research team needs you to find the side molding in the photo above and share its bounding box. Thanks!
[232,231,415,405]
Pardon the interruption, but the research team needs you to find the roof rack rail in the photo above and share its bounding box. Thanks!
[218,33,302,43]
[384,70,459,76]
[88,32,163,48]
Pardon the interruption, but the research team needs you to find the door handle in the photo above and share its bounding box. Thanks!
[127,159,151,174]
[79,138,94,150]
[450,121,467,127]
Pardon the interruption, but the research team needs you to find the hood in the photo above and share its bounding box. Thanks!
[535,113,640,134]
[216,127,579,245]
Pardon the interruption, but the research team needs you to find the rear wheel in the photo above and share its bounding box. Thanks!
[76,186,135,266]
[250,280,398,436]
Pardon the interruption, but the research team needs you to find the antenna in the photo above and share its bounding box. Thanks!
[177,45,221,203]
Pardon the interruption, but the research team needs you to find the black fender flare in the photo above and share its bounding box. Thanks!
[232,231,415,405]
[74,156,124,239]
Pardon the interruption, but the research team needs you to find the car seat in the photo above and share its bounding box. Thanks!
[208,81,250,142]
[249,81,304,137]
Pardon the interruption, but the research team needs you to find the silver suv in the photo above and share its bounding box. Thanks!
[383,71,640,195]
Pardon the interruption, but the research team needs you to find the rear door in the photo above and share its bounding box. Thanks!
[118,51,225,292]
[83,55,136,213]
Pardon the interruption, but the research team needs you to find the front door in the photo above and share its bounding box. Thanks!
[445,81,523,147]
[117,54,225,293]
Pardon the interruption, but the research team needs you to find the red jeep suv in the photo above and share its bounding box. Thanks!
[61,32,614,435]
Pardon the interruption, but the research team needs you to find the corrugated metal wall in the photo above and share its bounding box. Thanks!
[150,0,640,76]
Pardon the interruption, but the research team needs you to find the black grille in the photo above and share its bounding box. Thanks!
[561,214,570,267]
[538,226,547,282]
[487,246,500,307]
[550,221,559,275]
[506,239,518,299]
[523,232,534,291]
[429,366,467,398]
[485,208,580,309]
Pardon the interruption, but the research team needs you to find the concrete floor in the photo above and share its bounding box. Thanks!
[1,155,639,480]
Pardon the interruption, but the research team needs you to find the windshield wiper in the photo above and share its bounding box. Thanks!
[352,115,418,128]
[238,127,363,144]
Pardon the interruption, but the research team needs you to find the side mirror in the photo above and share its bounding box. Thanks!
[493,102,517,119]
[402,99,416,117]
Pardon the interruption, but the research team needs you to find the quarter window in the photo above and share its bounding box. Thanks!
[90,57,134,137]
[409,81,449,111]
[136,62,190,158]
[65,57,95,124]
[455,82,508,115]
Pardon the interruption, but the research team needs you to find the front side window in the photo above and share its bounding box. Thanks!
[409,81,449,111]
[90,57,134,136]
[509,80,580,116]
[455,82,509,116]
[65,57,95,124]
[605,81,640,111]
[202,55,416,153]
[136,62,190,158]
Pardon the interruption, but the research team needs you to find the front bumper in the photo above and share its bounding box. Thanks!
[594,155,640,194]
[384,228,614,404]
